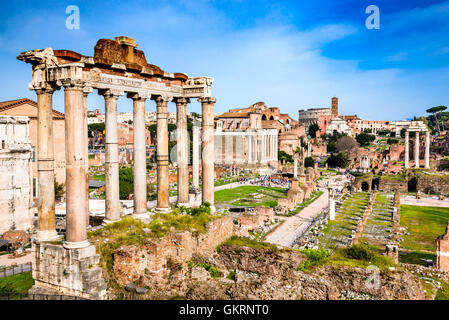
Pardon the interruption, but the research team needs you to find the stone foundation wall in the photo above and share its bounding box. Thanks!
[379,178,408,192]
[30,242,107,299]
[416,174,449,195]
[113,215,241,285]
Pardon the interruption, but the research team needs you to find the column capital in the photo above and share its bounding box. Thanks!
[152,95,172,104]
[174,97,191,105]
[127,91,151,101]
[83,86,93,97]
[198,97,216,104]
[59,78,88,90]
[33,82,60,95]
[98,88,124,99]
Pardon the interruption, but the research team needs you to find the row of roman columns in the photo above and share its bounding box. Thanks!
[247,132,277,164]
[404,130,430,169]
[33,79,216,249]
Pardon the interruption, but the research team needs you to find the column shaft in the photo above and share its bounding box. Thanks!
[405,131,409,169]
[192,125,200,189]
[83,89,91,226]
[35,86,59,241]
[415,132,420,168]
[63,82,89,248]
[199,97,216,210]
[103,91,121,222]
[425,131,430,169]
[155,96,170,211]
[131,95,147,217]
[176,98,190,205]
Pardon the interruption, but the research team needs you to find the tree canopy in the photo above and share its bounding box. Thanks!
[356,132,376,147]
[308,123,320,139]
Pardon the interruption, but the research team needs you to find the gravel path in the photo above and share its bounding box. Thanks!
[264,189,329,247]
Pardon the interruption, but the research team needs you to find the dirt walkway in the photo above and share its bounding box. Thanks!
[264,189,329,247]
[400,196,449,208]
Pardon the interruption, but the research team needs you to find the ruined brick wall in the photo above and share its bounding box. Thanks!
[436,223,449,272]
[379,178,408,192]
[113,215,239,285]
[416,174,449,195]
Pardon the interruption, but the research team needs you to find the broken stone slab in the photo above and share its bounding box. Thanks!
[125,283,137,292]
[136,287,149,294]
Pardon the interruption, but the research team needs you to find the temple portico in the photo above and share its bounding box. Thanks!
[403,121,430,169]
[18,36,215,299]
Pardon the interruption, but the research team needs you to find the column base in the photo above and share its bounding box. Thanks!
[155,207,171,213]
[102,218,120,226]
[132,212,150,220]
[63,239,90,250]
[34,230,60,243]
[177,202,190,207]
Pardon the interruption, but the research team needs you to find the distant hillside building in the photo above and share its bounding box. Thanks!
[326,116,352,136]
[298,97,338,135]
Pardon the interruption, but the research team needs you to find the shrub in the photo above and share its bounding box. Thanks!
[304,157,315,168]
[188,261,222,278]
[297,249,330,271]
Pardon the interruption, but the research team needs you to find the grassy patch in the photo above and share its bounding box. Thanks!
[188,261,222,278]
[435,281,449,300]
[326,243,395,270]
[215,186,287,208]
[400,205,449,252]
[399,251,436,266]
[0,272,34,294]
[220,236,278,252]
[297,249,330,272]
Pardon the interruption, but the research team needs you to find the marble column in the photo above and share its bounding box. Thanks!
[293,154,298,178]
[175,98,190,206]
[415,132,420,168]
[247,135,252,163]
[425,131,430,169]
[192,125,200,190]
[155,96,171,212]
[199,97,216,212]
[128,93,149,218]
[83,87,92,226]
[62,80,89,249]
[34,84,59,242]
[404,130,409,169]
[100,89,123,223]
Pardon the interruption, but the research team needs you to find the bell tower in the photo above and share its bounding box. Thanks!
[331,97,338,118]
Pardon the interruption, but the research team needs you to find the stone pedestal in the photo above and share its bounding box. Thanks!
[29,242,107,300]
[385,244,399,264]
[189,188,202,208]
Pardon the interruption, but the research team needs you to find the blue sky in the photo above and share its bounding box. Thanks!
[1,0,448,120]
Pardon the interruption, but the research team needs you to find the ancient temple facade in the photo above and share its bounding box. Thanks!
[17,36,216,298]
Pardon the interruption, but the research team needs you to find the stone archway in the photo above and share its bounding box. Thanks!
[361,181,370,192]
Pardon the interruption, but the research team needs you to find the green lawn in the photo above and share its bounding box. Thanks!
[0,272,34,294]
[214,186,287,207]
[400,205,449,252]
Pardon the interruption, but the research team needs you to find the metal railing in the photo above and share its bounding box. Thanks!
[0,262,32,278]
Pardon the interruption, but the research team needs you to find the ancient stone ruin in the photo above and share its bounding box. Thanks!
[17,36,216,298]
